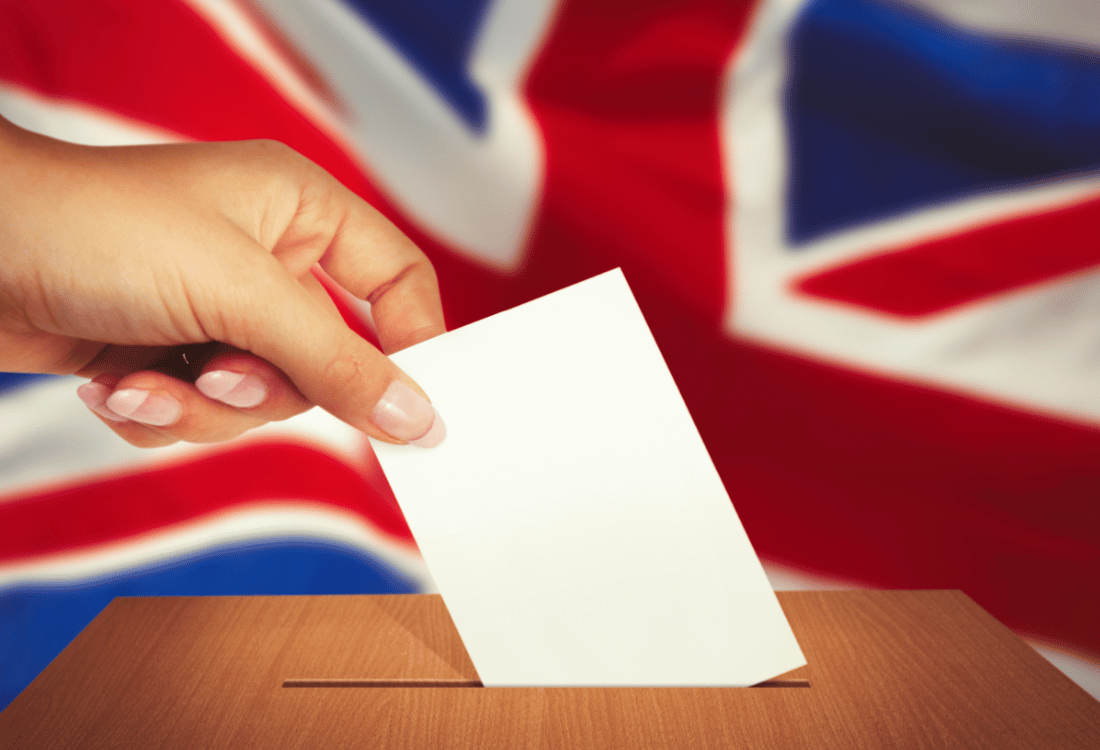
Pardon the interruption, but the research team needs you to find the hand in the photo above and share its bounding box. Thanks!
[0,117,446,448]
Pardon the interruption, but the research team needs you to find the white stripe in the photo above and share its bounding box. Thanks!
[721,0,1100,427]
[185,0,339,121]
[902,0,1100,53]
[0,83,184,145]
[0,503,434,592]
[0,377,372,502]
[1029,642,1100,702]
[251,0,555,270]
[181,0,362,156]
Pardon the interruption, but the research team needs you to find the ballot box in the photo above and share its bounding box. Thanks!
[2,591,1098,748]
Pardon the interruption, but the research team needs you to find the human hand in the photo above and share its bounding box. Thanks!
[0,117,446,448]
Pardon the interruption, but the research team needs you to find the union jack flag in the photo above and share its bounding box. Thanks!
[2,0,1098,708]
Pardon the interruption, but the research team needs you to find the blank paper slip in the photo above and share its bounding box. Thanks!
[371,269,805,686]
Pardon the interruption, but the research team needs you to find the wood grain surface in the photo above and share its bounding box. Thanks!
[1,591,1097,749]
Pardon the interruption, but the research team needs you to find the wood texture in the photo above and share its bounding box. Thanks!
[1,592,1097,749]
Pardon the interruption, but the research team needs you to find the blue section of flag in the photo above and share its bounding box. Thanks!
[0,539,419,711]
[0,373,54,396]
[785,0,1100,244]
[343,0,492,132]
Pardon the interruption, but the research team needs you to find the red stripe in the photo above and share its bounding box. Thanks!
[795,196,1100,316]
[0,0,389,209]
[0,441,413,563]
[518,0,748,323]
[365,0,752,341]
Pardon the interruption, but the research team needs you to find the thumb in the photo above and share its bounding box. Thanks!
[225,264,445,448]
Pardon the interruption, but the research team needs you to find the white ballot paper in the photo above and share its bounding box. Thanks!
[371,269,805,686]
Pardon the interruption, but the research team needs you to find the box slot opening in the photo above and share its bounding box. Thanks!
[282,678,810,688]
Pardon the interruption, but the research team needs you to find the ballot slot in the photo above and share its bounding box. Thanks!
[273,595,811,692]
[280,678,810,688]
[283,678,484,688]
[752,667,812,687]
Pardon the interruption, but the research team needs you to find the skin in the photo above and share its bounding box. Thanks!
[0,115,446,447]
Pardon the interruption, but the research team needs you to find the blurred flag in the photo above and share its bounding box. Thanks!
[2,0,1098,708]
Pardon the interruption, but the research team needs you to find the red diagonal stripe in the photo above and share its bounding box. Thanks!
[795,195,1100,316]
[0,441,413,563]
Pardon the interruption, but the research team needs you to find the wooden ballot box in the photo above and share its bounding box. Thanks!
[2,591,1098,748]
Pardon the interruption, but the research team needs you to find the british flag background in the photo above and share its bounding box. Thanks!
[2,0,1099,709]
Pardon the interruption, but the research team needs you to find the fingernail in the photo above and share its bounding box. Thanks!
[196,370,268,409]
[105,388,182,427]
[77,382,129,423]
[370,381,446,448]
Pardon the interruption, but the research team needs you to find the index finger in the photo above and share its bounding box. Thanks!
[293,175,447,354]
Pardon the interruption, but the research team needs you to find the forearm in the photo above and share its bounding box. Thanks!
[0,114,104,374]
